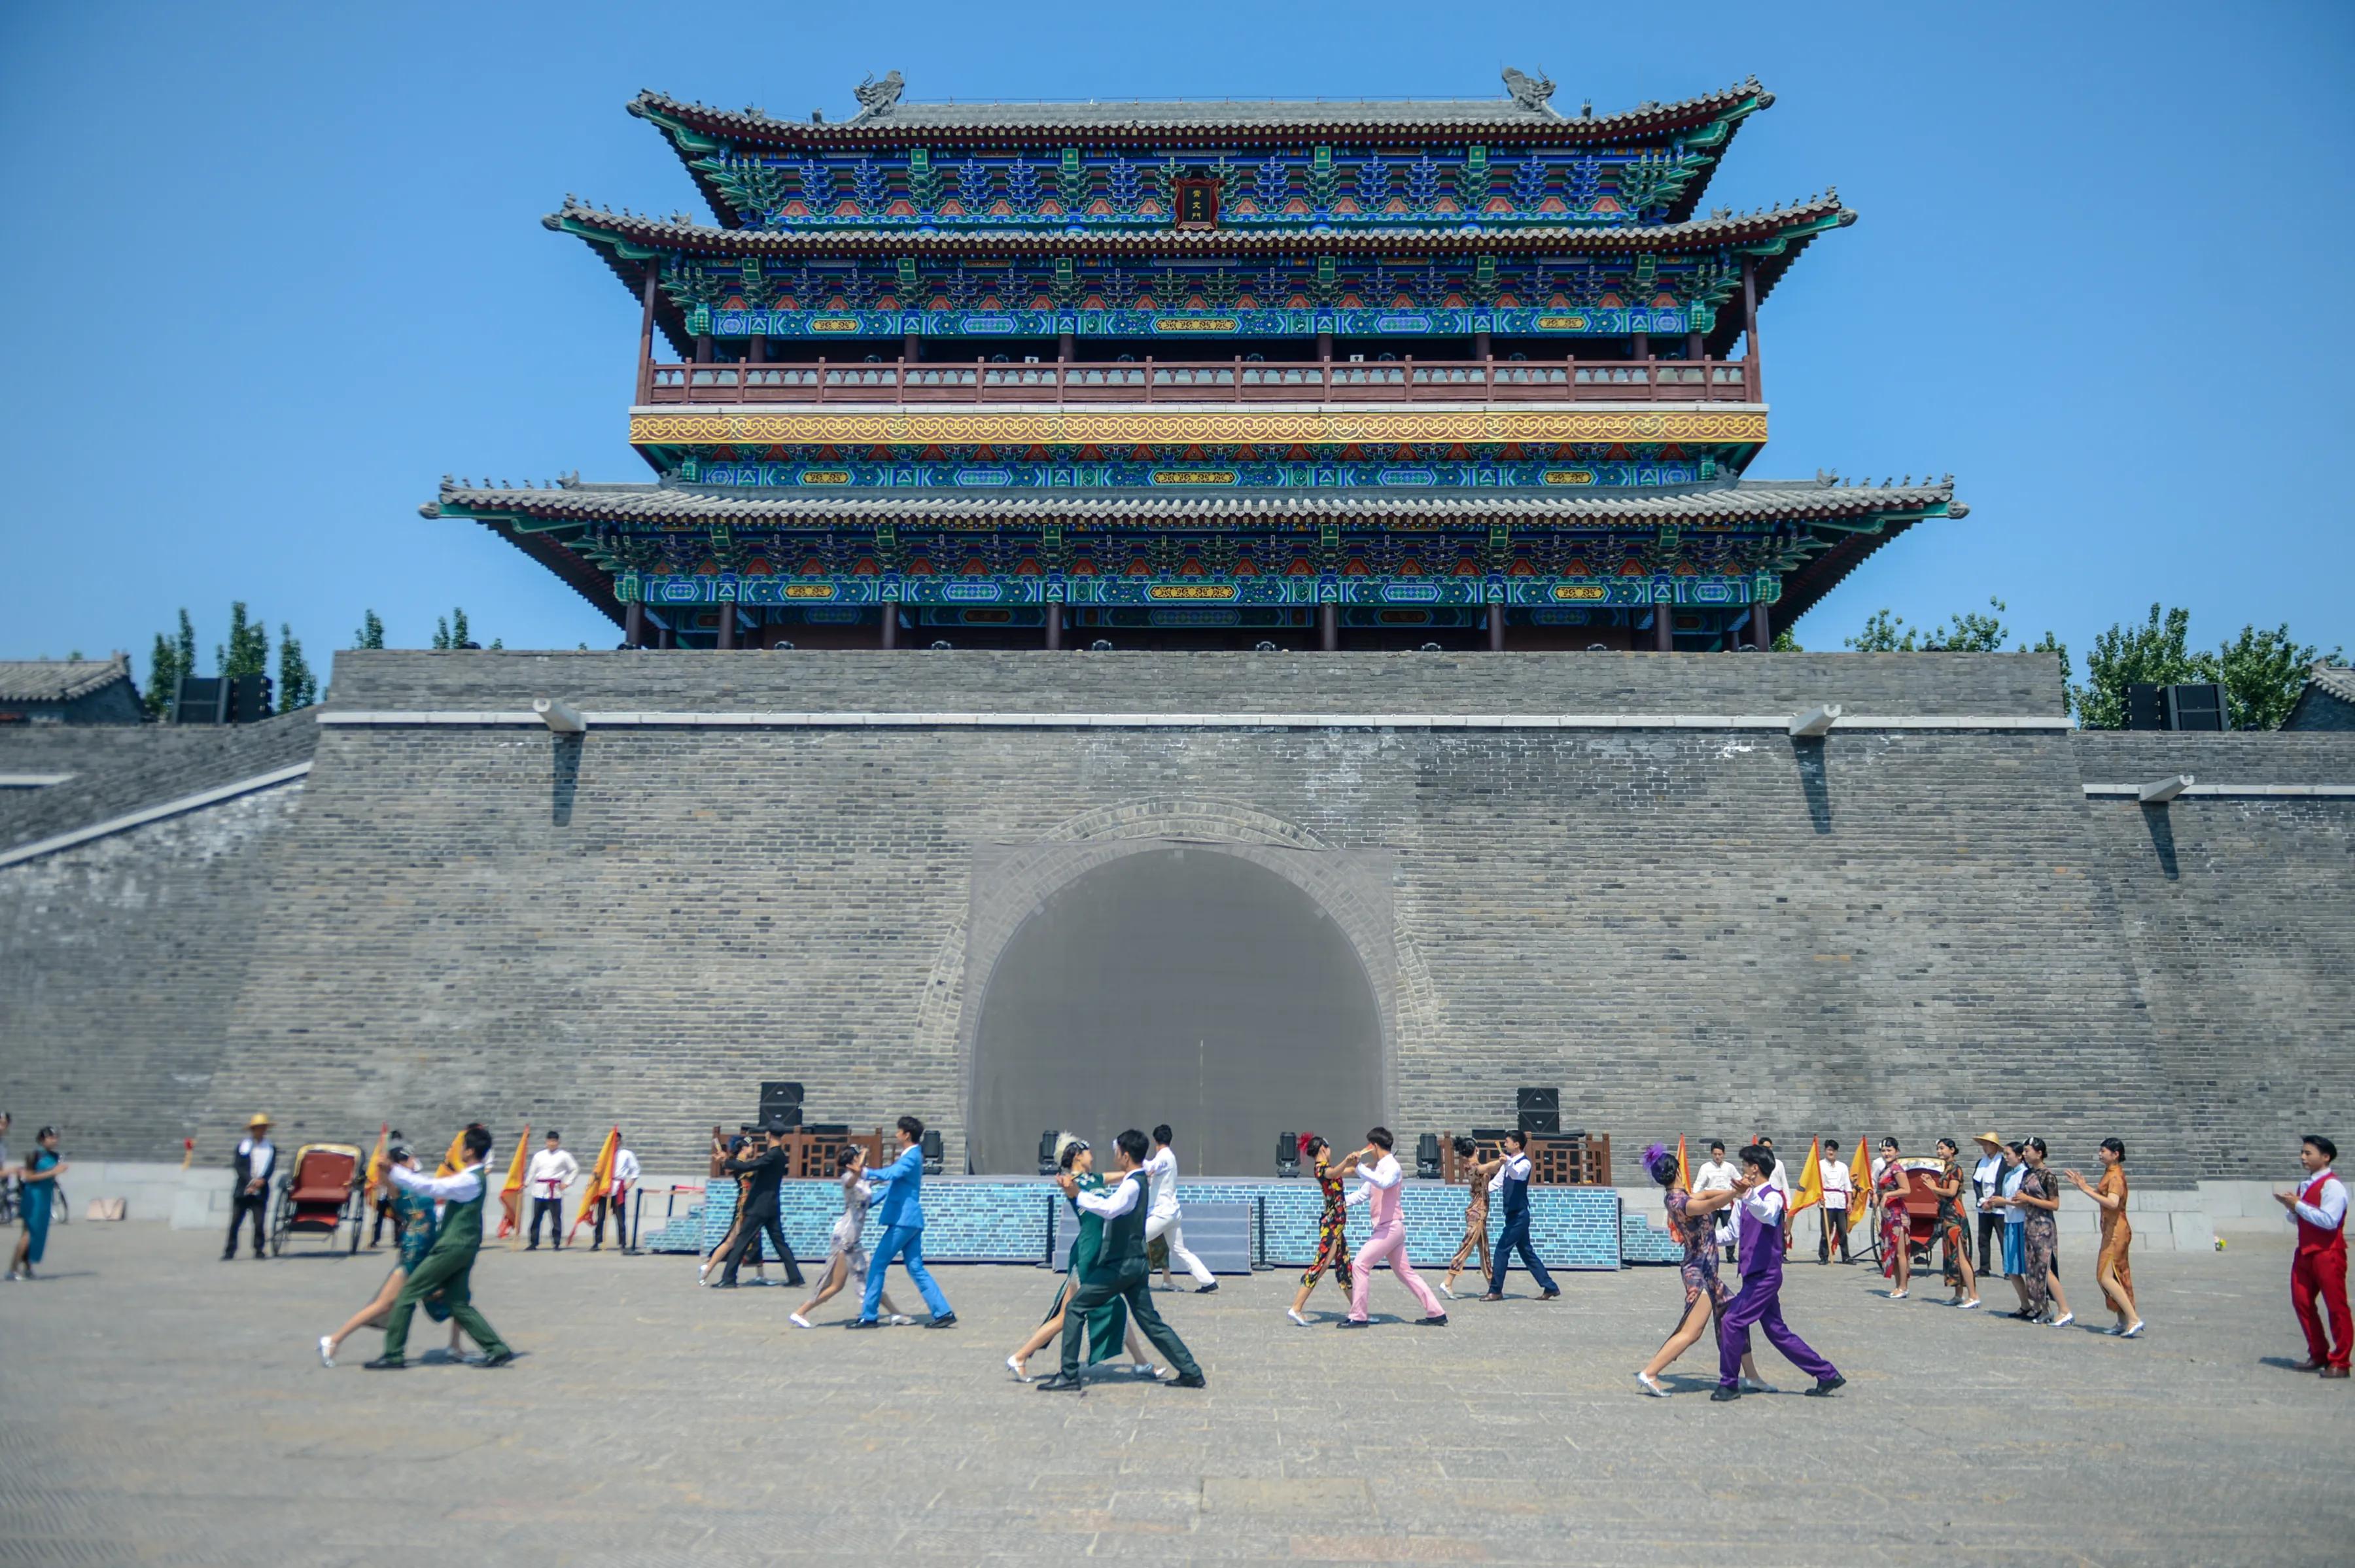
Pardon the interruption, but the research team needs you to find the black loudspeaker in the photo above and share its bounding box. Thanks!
[2125,683,2166,731]
[2165,682,2227,732]
[800,1123,849,1136]
[227,673,272,723]
[920,1129,944,1175]
[1471,1127,1513,1143]
[1519,1108,1561,1136]
[1415,1132,1442,1179]
[1039,1130,1060,1177]
[759,1080,803,1114]
[1276,1130,1300,1178]
[171,676,228,725]
[1516,1087,1559,1115]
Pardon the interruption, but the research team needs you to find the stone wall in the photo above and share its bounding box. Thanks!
[12,652,2351,1187]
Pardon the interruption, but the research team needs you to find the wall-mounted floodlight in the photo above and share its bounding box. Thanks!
[533,697,587,735]
[1789,703,1843,739]
[2137,774,2193,803]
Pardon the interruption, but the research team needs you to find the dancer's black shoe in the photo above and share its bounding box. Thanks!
[1164,1372,1206,1388]
[1195,1282,1219,1293]
[362,1356,406,1370]
[924,1313,958,1329]
[1804,1375,1847,1397]
[1709,1385,1740,1401]
[476,1350,515,1368]
[843,1317,881,1329]
[1035,1372,1084,1392]
[1416,1315,1449,1327]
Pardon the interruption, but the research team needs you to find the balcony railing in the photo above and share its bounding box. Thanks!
[639,356,1758,407]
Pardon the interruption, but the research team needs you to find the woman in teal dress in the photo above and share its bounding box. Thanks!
[318,1147,462,1365]
[1005,1136,1157,1382]
[7,1127,67,1280]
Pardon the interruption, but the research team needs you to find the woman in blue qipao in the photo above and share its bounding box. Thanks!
[1005,1136,1159,1382]
[7,1126,67,1280]
[319,1146,464,1365]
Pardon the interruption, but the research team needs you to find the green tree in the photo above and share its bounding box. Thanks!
[1770,630,1802,652]
[2078,604,2208,730]
[218,602,270,678]
[2214,623,2341,731]
[1845,608,1921,652]
[352,609,385,650]
[431,606,472,650]
[277,623,317,711]
[141,608,197,719]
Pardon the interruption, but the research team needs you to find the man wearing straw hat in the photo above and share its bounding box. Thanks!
[1969,1130,2007,1278]
[224,1113,277,1261]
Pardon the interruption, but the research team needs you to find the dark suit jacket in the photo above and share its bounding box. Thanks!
[722,1145,790,1217]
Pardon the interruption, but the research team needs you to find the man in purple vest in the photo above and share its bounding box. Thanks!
[1715,1142,1845,1401]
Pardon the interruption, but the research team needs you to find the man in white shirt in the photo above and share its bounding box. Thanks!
[1692,1141,1740,1262]
[224,1113,276,1261]
[1145,1124,1217,1292]
[593,1138,641,1251]
[1036,1128,1204,1391]
[1713,1143,1843,1401]
[2275,1133,2349,1376]
[1817,1133,1855,1265]
[525,1130,579,1251]
[365,1123,514,1370]
[1969,1132,2006,1277]
[1341,1127,1449,1327]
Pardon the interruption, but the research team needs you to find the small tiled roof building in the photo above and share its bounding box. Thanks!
[0,656,143,725]
[2282,662,2355,731]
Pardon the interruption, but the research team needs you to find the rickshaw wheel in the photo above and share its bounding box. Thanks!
[270,1190,290,1257]
[347,1190,364,1253]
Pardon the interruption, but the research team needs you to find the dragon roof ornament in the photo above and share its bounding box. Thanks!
[1501,66,1559,116]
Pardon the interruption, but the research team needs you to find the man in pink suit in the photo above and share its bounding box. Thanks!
[1338,1128,1448,1329]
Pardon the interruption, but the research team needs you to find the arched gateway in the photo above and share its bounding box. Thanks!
[968,845,1386,1176]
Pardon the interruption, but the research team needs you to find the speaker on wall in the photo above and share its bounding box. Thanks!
[1516,1087,1559,1115]
[920,1129,945,1175]
[1276,1131,1300,1178]
[1039,1130,1060,1176]
[1519,1108,1561,1136]
[1414,1132,1442,1179]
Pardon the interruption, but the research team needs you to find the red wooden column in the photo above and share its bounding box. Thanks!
[1741,256,1762,396]
[1487,604,1505,652]
[635,268,658,404]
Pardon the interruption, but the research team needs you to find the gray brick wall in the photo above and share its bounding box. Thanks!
[0,782,307,1155]
[324,647,2067,718]
[0,709,317,853]
[16,653,2351,1184]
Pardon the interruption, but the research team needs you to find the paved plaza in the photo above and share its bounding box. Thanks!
[1,1223,2348,1565]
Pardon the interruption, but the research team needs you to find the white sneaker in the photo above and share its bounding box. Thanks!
[1287,1308,1312,1327]
[317,1335,336,1368]
[2051,1312,2074,1329]
[789,1313,812,1329]
[1635,1371,1669,1398]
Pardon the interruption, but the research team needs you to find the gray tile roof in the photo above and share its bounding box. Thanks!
[629,78,1771,143]
[547,195,1854,258]
[0,657,134,705]
[427,476,1961,529]
[2305,663,2355,706]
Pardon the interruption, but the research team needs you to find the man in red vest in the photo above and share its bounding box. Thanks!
[2274,1134,2349,1378]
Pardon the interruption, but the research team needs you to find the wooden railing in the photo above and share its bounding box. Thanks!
[640,357,1758,407]
[1440,1130,1614,1187]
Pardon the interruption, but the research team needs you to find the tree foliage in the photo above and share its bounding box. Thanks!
[1844,599,2074,715]
[431,607,472,650]
[2080,604,2339,730]
[218,602,270,680]
[276,624,317,711]
[142,608,196,718]
[352,609,385,650]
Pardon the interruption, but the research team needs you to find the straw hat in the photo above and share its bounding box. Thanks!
[1971,1129,2001,1148]
[247,1113,273,1129]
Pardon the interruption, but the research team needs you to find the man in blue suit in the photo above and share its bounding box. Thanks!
[851,1115,956,1329]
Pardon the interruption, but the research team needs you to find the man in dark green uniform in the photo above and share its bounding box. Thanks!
[365,1123,515,1369]
[1038,1128,1204,1393]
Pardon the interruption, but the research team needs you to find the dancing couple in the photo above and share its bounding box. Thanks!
[360,1123,514,1370]
[1338,1128,1448,1329]
[1652,1142,1841,1401]
[1005,1135,1163,1382]
[1034,1128,1204,1391]
[319,1141,467,1365]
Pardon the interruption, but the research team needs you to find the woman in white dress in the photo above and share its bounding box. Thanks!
[790,1147,910,1327]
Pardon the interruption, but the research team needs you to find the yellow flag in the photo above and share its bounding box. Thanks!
[568,1128,620,1242]
[362,1124,389,1204]
[437,1128,468,1178]
[1675,1134,1690,1193]
[1788,1136,1824,1216]
[1850,1136,1875,1208]
[495,1123,532,1238]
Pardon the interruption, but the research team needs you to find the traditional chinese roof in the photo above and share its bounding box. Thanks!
[629,77,1775,228]
[0,657,135,705]
[549,196,1855,355]
[426,474,1959,626]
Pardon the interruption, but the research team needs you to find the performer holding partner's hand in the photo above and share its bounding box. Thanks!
[1035,1129,1204,1393]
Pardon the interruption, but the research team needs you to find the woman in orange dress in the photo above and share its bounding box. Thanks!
[2063,1138,2142,1337]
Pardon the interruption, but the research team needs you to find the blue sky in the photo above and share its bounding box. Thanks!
[2,1,2348,684]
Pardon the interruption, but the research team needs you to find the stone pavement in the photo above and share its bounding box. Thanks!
[1,1225,2348,1566]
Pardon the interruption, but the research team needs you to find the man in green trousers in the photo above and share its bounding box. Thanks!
[366,1123,515,1369]
[1037,1128,1205,1393]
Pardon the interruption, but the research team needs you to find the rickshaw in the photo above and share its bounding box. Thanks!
[270,1142,366,1255]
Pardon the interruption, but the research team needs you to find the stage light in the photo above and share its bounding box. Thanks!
[1414,1133,1442,1179]
[1276,1130,1299,1177]
[1039,1130,1060,1176]
[920,1129,944,1175]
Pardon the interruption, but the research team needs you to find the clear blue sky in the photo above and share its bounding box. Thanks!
[3,1,2349,684]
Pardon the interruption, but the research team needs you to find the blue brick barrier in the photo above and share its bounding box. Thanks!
[696,1178,1623,1270]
